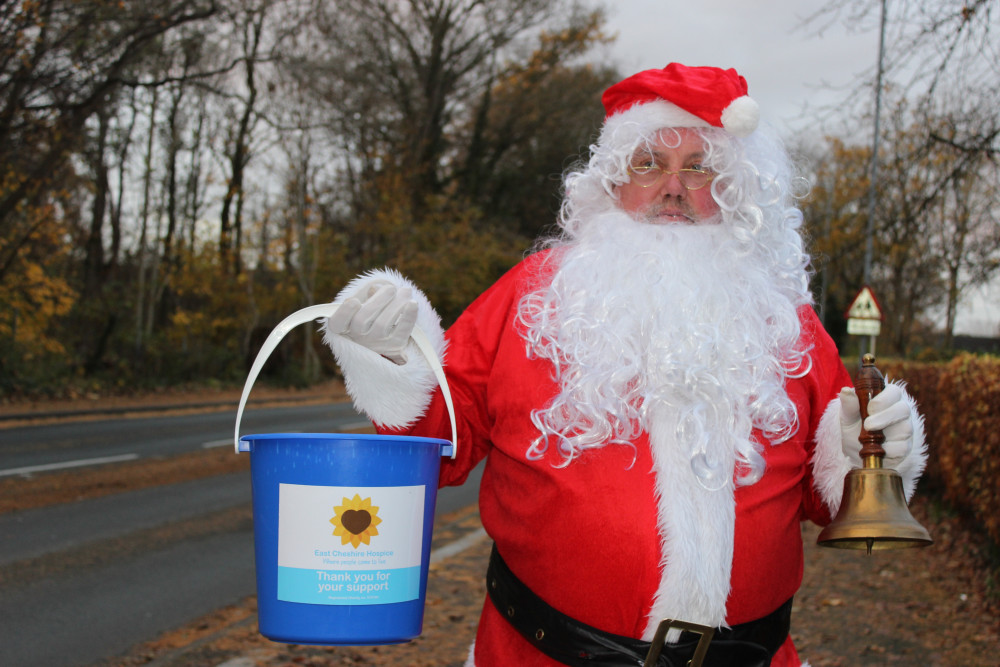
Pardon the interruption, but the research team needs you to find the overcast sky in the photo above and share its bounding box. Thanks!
[598,1,998,336]
[599,0,882,136]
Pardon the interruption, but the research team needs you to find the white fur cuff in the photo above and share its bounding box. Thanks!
[892,383,928,500]
[811,397,854,516]
[320,269,446,428]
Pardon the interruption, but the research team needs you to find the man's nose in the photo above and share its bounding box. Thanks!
[657,171,687,197]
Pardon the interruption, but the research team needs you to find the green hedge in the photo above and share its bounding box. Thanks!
[875,354,1000,546]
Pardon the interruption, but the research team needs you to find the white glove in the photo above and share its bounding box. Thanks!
[839,383,914,469]
[328,282,418,365]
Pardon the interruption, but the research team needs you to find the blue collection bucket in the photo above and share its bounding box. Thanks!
[234,303,457,646]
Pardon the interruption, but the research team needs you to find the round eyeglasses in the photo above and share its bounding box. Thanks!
[627,164,715,190]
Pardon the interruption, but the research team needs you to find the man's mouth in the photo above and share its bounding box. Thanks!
[645,208,694,225]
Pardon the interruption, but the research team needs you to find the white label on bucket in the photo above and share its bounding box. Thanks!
[276,483,426,606]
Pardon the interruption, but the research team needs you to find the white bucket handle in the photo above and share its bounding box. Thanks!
[234,303,457,458]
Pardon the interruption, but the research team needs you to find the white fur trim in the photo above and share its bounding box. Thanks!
[601,99,710,148]
[890,381,928,500]
[811,397,853,516]
[320,269,446,427]
[643,404,734,638]
[720,95,760,137]
[463,641,476,666]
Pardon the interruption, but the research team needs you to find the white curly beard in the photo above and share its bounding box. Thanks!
[518,209,810,486]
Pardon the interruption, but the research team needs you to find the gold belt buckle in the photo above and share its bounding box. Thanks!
[643,618,716,667]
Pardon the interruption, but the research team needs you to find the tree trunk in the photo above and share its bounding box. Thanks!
[82,108,111,300]
[220,7,264,276]
[135,86,160,353]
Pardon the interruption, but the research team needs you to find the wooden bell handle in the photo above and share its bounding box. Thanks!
[855,353,886,463]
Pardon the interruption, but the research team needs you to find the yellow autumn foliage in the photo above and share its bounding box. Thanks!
[0,254,77,359]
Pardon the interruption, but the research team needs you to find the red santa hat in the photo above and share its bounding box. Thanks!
[601,63,760,138]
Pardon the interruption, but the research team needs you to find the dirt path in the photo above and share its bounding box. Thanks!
[794,497,998,666]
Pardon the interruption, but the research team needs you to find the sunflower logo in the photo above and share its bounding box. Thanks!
[330,493,382,548]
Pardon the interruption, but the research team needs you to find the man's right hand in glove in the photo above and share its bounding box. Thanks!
[328,282,418,365]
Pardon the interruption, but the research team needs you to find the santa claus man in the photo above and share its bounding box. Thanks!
[321,64,927,667]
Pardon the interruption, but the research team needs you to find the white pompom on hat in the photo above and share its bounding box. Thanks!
[601,63,760,138]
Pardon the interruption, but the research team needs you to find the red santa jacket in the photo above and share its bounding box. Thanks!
[365,252,854,667]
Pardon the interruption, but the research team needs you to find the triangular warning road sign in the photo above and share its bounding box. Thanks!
[845,285,883,320]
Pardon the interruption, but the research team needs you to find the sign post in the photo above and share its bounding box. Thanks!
[845,286,883,358]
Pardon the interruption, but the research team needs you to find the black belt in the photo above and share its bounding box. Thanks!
[486,543,791,667]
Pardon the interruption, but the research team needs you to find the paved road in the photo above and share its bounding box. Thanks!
[0,405,481,667]
[0,402,368,473]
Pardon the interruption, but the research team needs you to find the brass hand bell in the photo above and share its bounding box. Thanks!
[817,354,932,553]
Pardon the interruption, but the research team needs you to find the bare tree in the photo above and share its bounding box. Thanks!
[454,7,616,237]
[801,0,1000,351]
[930,114,1000,347]
[801,101,1000,355]
[0,0,219,280]
[0,0,619,389]
[301,0,563,204]
[217,3,267,275]
[803,0,998,116]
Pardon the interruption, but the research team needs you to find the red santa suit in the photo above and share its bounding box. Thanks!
[323,63,928,667]
[332,252,857,667]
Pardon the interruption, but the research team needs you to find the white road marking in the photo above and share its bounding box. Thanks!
[0,453,141,477]
[430,527,489,564]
